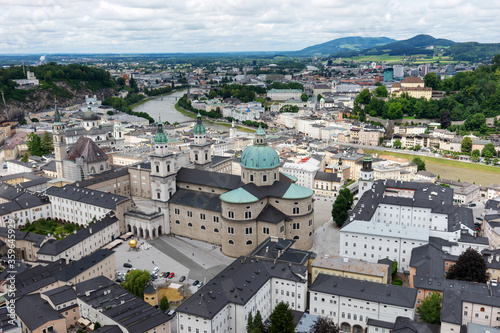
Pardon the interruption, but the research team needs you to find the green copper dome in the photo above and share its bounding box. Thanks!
[193,112,206,135]
[83,105,99,121]
[240,124,280,170]
[154,118,168,144]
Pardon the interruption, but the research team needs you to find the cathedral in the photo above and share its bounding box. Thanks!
[149,116,315,257]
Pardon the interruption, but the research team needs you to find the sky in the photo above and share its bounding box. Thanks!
[0,0,499,54]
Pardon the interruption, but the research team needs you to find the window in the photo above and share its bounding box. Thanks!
[228,227,234,234]
[174,208,180,215]
[213,216,219,223]
[246,240,253,245]
[250,175,254,181]
[245,211,252,219]
[201,225,206,230]
[245,227,253,235]
[228,211,234,218]
[175,220,180,224]
[214,228,219,233]
[263,174,267,182]
[293,207,300,214]
[156,165,159,173]
[187,211,193,217]
[309,219,313,226]
[200,213,206,220]
[188,223,193,227]
[263,227,270,234]
[292,223,300,230]
[228,240,234,244]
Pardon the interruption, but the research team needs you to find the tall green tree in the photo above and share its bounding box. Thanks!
[355,89,371,105]
[160,296,169,311]
[300,93,308,102]
[412,157,426,171]
[41,131,53,154]
[247,312,254,333]
[393,139,402,149]
[461,137,473,153]
[423,72,441,90]
[309,316,340,333]
[482,143,497,158]
[121,270,151,298]
[27,133,43,156]
[268,302,295,333]
[373,85,388,97]
[446,248,489,283]
[471,149,481,162]
[253,311,263,333]
[417,292,442,325]
[331,188,354,228]
[21,152,29,163]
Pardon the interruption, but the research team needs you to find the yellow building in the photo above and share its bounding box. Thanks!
[311,254,390,284]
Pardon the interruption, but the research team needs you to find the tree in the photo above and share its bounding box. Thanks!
[494,158,499,165]
[94,322,101,329]
[121,270,151,298]
[482,143,497,157]
[446,248,489,283]
[41,131,53,154]
[440,110,451,129]
[355,89,371,105]
[21,152,29,163]
[417,292,442,325]
[31,118,39,122]
[412,157,426,171]
[331,188,354,228]
[107,110,114,116]
[317,94,323,102]
[268,302,295,333]
[301,93,308,102]
[159,295,170,311]
[373,85,388,97]
[27,133,43,156]
[392,261,398,279]
[471,149,481,162]
[309,316,340,333]
[253,311,263,333]
[461,137,473,153]
[393,139,402,149]
[423,72,441,90]
[247,312,254,333]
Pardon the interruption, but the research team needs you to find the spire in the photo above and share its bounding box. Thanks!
[54,98,61,124]
[193,111,206,135]
[154,114,168,144]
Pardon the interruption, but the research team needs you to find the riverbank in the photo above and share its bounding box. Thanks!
[174,102,255,133]
[131,89,185,110]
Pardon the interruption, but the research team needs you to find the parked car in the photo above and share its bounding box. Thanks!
[469,203,477,207]
[152,267,160,273]
[163,272,170,278]
[167,310,176,316]
[197,282,204,288]
[476,217,483,221]
[168,272,175,279]
[123,263,132,268]
[151,274,158,280]
[179,276,186,282]
[193,280,200,286]
[115,277,124,283]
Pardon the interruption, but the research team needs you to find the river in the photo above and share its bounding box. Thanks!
[133,89,231,132]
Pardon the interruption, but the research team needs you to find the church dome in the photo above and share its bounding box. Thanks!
[193,112,206,135]
[83,105,99,121]
[154,119,168,144]
[240,124,280,170]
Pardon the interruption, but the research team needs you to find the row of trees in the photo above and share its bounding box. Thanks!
[207,84,266,102]
[103,95,155,123]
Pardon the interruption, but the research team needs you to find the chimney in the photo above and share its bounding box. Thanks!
[89,228,92,234]
[65,255,70,265]
[343,257,348,263]
[265,246,269,253]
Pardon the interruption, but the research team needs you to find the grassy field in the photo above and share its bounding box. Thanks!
[347,54,405,62]
[20,219,83,239]
[364,149,500,185]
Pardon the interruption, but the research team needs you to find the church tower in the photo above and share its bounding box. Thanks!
[229,120,237,138]
[190,112,212,169]
[150,118,177,235]
[358,155,374,198]
[53,100,66,179]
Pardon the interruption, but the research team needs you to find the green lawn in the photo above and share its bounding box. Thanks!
[364,149,500,174]
[403,116,416,120]
[347,55,405,62]
[20,218,83,239]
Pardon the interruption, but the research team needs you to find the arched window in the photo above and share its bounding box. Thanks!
[201,225,206,230]
[250,175,254,181]
[246,240,253,245]
[100,165,104,171]
[293,207,300,214]
[214,228,219,233]
[293,235,300,240]
[205,153,208,160]
[228,211,234,218]
[360,315,363,322]
[228,240,234,244]
[156,165,159,173]
[188,223,193,227]
[195,154,198,161]
[245,212,252,219]
[167,164,170,172]
[353,314,357,320]
[175,220,180,224]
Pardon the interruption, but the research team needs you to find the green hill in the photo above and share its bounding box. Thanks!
[444,42,500,62]
[289,36,395,56]
[332,34,455,57]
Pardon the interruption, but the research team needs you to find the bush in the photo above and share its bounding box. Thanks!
[393,279,403,286]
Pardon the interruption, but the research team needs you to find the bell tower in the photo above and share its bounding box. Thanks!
[150,117,176,235]
[53,99,66,179]
[190,112,212,169]
[359,156,374,198]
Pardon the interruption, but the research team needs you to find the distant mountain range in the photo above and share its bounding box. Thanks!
[293,34,500,62]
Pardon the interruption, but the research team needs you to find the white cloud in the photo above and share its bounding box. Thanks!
[1,0,499,53]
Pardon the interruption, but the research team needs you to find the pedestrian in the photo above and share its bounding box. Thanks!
[152,260,155,264]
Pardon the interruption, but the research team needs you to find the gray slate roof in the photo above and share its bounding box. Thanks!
[16,294,64,331]
[177,256,307,319]
[310,274,417,308]
[176,167,243,190]
[45,185,129,210]
[169,189,221,212]
[65,136,108,163]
